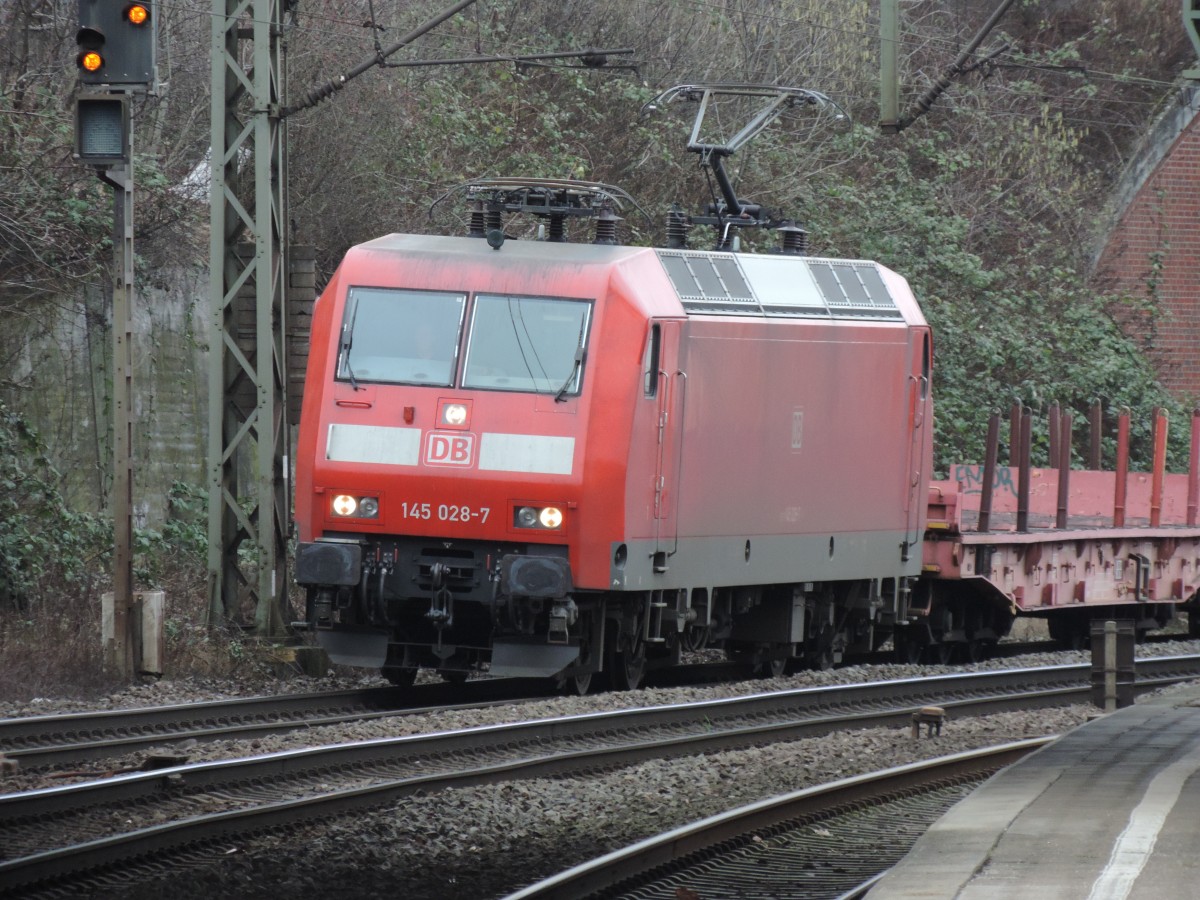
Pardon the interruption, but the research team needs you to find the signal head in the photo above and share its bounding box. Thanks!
[75,3,156,88]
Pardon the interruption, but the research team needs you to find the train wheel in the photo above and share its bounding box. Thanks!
[752,642,790,678]
[382,666,417,688]
[438,669,469,685]
[556,638,595,696]
[929,643,955,665]
[894,636,923,665]
[965,639,994,662]
[762,656,787,678]
[610,635,646,691]
[804,646,834,671]
[557,671,593,695]
[682,625,710,652]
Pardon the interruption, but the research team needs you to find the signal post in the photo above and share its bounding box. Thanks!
[73,1,157,680]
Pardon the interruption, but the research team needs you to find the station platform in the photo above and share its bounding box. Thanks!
[867,683,1200,899]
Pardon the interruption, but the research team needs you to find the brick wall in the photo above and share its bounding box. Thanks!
[1095,93,1200,398]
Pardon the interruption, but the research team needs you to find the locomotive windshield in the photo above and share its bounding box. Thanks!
[462,295,591,396]
[337,288,466,387]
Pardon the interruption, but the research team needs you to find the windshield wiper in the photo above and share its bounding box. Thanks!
[340,320,360,391]
[554,345,585,402]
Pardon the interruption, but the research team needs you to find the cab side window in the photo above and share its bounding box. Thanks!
[643,324,661,397]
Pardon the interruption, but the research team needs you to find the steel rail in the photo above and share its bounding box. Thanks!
[2,656,1195,822]
[2,719,1048,896]
[0,662,767,770]
[2,659,1196,895]
[501,739,1052,899]
[0,677,554,769]
[5,650,1194,771]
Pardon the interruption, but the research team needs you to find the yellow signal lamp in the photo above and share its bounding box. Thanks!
[125,4,150,26]
[79,51,104,73]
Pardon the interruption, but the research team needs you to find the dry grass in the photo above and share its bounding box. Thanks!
[0,578,303,703]
[0,594,121,701]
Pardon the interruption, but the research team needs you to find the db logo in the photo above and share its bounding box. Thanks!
[424,432,476,467]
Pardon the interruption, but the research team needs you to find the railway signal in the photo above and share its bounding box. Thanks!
[73,1,156,680]
[75,1,156,89]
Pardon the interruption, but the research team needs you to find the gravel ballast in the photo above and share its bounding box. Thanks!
[9,640,1200,898]
[110,705,1091,900]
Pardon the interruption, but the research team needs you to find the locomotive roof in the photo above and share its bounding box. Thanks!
[345,234,924,325]
[655,248,916,322]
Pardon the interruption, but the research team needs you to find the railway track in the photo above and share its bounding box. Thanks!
[4,644,1192,773]
[3,658,1197,897]
[0,662,773,772]
[503,739,1051,900]
[0,677,556,770]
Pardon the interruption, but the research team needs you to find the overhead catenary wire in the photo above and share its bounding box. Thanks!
[282,0,482,117]
[892,0,1018,132]
[140,0,1182,108]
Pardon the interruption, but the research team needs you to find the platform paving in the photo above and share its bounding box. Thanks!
[867,684,1200,899]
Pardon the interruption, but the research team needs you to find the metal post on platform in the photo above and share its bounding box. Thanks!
[1104,621,1117,711]
[1091,619,1134,711]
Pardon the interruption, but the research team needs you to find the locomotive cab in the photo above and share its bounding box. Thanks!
[295,243,614,686]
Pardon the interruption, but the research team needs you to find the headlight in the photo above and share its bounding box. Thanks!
[436,398,473,430]
[514,505,564,530]
[331,494,379,519]
[443,403,468,426]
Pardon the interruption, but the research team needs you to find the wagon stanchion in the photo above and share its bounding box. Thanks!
[1089,399,1103,470]
[1188,407,1200,527]
[1056,411,1072,529]
[978,411,1000,533]
[1114,408,1130,527]
[1048,401,1060,470]
[1151,409,1168,528]
[1150,405,1162,470]
[1017,407,1032,533]
[1009,402,1023,468]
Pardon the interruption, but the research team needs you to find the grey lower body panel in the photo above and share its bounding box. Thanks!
[612,530,918,591]
[316,628,388,668]
[490,638,579,677]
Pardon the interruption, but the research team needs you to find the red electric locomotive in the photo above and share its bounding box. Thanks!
[294,86,934,690]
